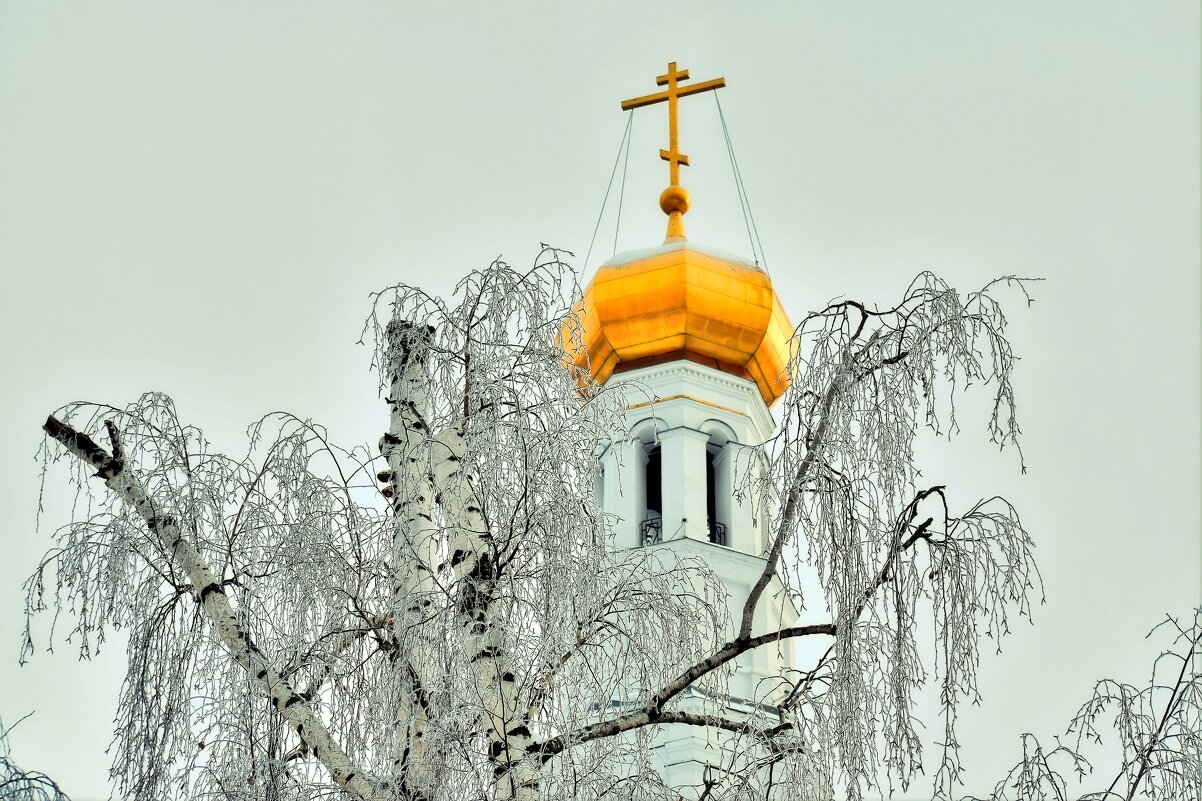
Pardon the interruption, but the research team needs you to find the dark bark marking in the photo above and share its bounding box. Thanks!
[43,415,111,472]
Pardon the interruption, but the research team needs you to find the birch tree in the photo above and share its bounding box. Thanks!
[27,246,1043,800]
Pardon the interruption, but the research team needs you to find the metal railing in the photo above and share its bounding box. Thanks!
[640,517,663,546]
[640,517,729,547]
[708,520,727,546]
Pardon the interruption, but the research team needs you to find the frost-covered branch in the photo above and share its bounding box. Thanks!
[0,715,72,801]
[976,609,1202,801]
[750,273,1040,798]
[41,415,384,799]
[531,622,837,760]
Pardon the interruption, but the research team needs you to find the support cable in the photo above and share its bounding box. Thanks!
[613,110,634,256]
[716,93,757,265]
[585,111,634,272]
[714,92,768,272]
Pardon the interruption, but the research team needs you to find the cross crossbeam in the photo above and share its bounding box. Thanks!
[620,62,726,187]
[619,77,727,112]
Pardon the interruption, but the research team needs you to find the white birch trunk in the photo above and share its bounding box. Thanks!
[430,427,538,801]
[379,321,440,798]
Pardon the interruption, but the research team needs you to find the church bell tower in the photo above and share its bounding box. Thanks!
[570,62,798,795]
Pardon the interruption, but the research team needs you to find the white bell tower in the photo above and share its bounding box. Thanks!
[598,357,793,700]
[600,360,774,556]
[570,60,799,797]
[574,240,798,797]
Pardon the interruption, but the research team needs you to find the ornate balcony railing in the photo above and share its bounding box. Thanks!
[640,517,663,546]
[640,517,727,547]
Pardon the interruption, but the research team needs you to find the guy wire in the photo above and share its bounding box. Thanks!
[715,92,767,271]
[585,110,634,272]
[614,110,634,256]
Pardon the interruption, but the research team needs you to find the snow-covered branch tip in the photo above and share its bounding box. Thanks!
[974,608,1202,801]
[0,714,72,801]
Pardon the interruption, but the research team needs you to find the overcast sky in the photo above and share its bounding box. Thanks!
[1,3,1198,799]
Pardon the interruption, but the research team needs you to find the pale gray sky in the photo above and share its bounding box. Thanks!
[0,3,1198,799]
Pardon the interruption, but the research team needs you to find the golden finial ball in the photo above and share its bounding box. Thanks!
[659,185,691,215]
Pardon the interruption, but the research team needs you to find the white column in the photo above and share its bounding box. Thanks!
[603,438,644,549]
[658,427,709,542]
[724,444,759,555]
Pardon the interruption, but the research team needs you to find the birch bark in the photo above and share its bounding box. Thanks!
[430,427,538,801]
[379,322,441,798]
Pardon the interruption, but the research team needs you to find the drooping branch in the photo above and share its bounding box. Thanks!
[978,609,1202,801]
[42,415,384,800]
[0,715,72,801]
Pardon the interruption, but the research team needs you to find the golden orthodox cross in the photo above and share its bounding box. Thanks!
[621,62,726,188]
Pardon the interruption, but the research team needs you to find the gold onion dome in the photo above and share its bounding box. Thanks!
[570,61,793,407]
[572,234,793,407]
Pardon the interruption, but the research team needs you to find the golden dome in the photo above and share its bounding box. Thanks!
[571,239,793,406]
[570,62,792,405]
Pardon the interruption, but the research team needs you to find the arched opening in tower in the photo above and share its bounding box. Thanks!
[706,445,727,546]
[699,420,737,548]
[642,443,662,544]
[644,445,662,517]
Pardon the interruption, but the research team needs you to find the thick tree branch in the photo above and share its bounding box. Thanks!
[738,336,873,640]
[43,415,384,800]
[532,623,836,761]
